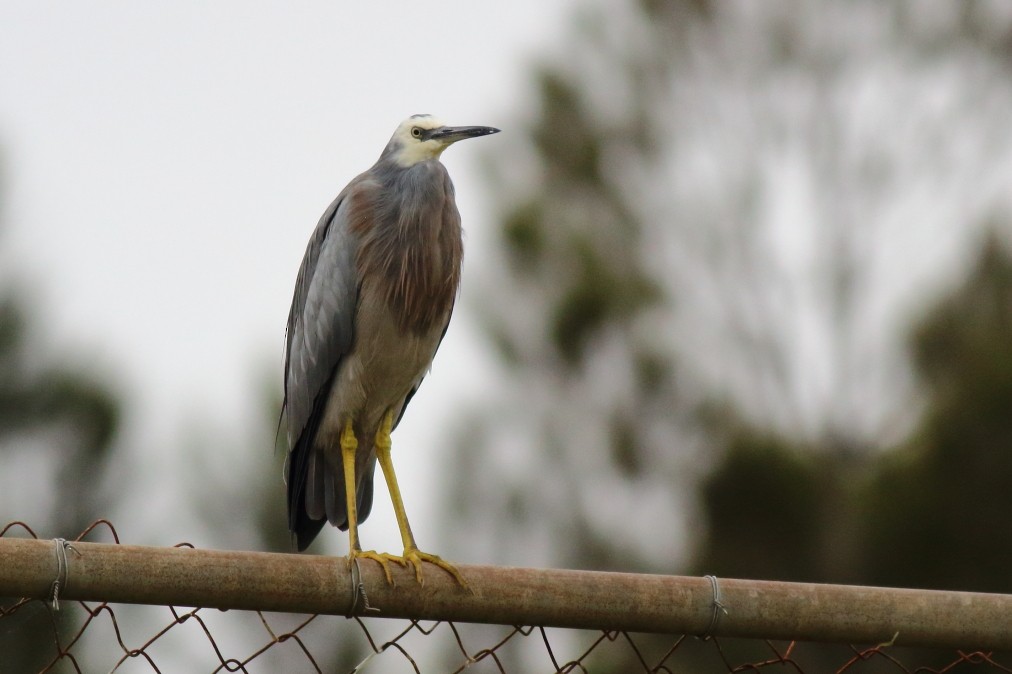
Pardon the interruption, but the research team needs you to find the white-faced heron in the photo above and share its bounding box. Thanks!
[283,114,500,584]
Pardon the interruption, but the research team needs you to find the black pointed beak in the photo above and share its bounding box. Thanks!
[427,125,501,143]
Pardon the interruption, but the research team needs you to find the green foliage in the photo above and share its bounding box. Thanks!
[551,237,660,367]
[697,237,1012,596]
[451,1,1012,670]
[0,301,120,537]
[532,71,604,184]
[696,434,826,581]
[860,238,1012,593]
[913,238,1012,413]
[502,200,545,267]
[608,411,645,478]
[460,0,1012,631]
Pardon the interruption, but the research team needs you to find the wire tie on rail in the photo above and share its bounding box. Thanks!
[698,574,728,640]
[49,538,80,611]
[346,557,379,617]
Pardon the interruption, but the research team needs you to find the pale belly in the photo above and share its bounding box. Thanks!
[316,287,447,460]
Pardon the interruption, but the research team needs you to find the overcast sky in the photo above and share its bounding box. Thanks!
[0,2,576,551]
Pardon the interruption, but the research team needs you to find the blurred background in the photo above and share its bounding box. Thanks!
[3,0,1012,671]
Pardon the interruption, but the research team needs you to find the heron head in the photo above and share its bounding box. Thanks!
[384,114,500,167]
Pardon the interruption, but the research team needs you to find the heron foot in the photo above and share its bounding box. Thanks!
[396,548,467,588]
[348,549,402,586]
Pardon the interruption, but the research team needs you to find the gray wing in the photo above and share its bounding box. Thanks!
[283,183,363,445]
[284,178,367,548]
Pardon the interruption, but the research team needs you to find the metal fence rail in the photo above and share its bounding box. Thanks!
[2,520,1011,673]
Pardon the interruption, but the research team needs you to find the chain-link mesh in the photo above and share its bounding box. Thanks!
[2,521,1009,674]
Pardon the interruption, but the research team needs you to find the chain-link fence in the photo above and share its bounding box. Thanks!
[2,521,1010,673]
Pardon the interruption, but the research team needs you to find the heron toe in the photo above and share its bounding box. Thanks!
[399,547,467,587]
[349,548,400,585]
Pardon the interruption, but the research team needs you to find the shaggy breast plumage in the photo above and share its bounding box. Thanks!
[354,162,463,334]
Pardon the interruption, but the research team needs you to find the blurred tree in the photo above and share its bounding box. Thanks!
[443,3,1012,668]
[448,0,1012,596]
[861,236,1012,594]
[0,296,119,536]
[696,433,826,581]
[689,233,1012,674]
[0,177,123,673]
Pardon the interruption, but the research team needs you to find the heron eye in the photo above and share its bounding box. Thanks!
[411,127,423,139]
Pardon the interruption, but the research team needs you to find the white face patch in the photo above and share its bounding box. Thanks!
[389,115,450,167]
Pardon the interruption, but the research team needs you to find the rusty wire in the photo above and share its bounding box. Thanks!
[1,521,1010,674]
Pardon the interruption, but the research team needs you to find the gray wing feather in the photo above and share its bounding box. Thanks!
[284,179,369,549]
[283,183,362,445]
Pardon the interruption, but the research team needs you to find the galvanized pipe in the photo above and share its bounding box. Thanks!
[1,537,1009,650]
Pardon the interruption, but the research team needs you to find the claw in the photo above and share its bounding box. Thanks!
[401,548,468,587]
[349,549,399,585]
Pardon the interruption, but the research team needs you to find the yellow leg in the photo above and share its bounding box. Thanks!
[375,410,467,587]
[340,419,395,584]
